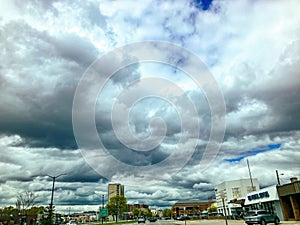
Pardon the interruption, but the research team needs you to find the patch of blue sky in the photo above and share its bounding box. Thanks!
[225,143,281,163]
[193,0,214,11]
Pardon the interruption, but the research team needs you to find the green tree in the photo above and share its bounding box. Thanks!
[27,206,45,215]
[138,208,149,218]
[163,208,172,218]
[0,206,19,215]
[208,205,217,213]
[146,209,152,218]
[106,196,127,221]
[0,206,19,223]
[132,208,140,218]
[39,205,54,225]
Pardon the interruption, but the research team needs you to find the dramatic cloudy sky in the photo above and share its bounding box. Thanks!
[1,0,300,213]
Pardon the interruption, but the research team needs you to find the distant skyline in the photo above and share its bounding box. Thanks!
[0,0,300,213]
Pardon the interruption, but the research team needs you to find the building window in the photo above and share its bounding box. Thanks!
[232,187,241,199]
[247,186,256,193]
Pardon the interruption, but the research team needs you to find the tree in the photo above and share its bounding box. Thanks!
[163,208,173,218]
[139,208,149,218]
[207,204,217,213]
[132,208,140,218]
[106,196,127,221]
[39,205,54,225]
[16,191,38,214]
[0,206,19,223]
[145,208,152,218]
[27,206,45,215]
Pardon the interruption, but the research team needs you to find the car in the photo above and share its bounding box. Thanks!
[148,217,157,222]
[138,217,146,224]
[244,210,280,225]
[177,216,190,221]
[66,220,77,225]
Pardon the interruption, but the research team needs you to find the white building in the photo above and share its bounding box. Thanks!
[214,178,260,217]
[244,185,284,221]
[150,208,163,217]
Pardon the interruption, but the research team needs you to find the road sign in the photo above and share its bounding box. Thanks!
[100,208,108,217]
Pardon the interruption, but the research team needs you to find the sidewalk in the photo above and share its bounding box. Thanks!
[281,222,300,224]
[173,219,300,225]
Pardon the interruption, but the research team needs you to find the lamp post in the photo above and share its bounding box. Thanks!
[66,207,71,216]
[48,174,67,222]
[101,194,104,224]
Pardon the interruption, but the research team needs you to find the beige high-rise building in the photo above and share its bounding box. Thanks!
[108,183,124,202]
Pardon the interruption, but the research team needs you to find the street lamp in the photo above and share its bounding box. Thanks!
[48,174,67,222]
[66,207,71,216]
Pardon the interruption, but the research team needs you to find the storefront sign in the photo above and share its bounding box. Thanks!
[247,191,270,201]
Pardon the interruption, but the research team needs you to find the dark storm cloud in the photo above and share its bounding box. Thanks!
[63,164,106,183]
[0,18,103,148]
[223,40,300,138]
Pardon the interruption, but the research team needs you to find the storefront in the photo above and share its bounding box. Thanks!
[244,185,284,221]
[277,178,300,221]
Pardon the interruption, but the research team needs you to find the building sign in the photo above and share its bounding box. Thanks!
[245,185,279,206]
[247,191,270,201]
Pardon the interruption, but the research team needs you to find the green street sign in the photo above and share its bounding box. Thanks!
[100,208,108,217]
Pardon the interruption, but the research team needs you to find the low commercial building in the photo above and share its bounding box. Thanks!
[244,185,284,221]
[215,178,260,217]
[127,203,149,212]
[277,177,300,221]
[172,200,212,218]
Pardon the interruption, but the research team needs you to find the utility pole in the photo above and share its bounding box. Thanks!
[276,170,284,186]
[276,170,281,185]
[102,195,104,224]
[247,159,255,191]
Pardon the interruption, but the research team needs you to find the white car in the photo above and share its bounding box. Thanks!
[67,220,77,225]
[138,217,146,224]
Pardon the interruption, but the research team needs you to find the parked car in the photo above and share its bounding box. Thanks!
[148,217,157,222]
[244,210,280,225]
[66,220,77,225]
[177,216,190,221]
[138,217,146,224]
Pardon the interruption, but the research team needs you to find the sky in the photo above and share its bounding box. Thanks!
[0,0,300,213]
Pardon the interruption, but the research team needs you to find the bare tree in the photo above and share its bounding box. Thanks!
[16,191,38,213]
